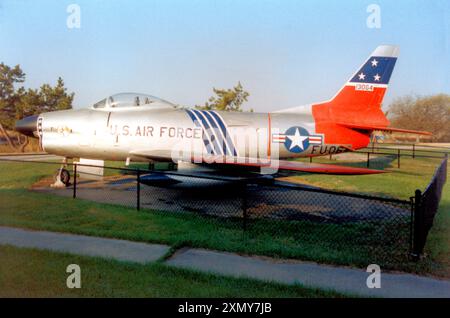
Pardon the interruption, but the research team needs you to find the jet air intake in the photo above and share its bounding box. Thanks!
[15,115,39,137]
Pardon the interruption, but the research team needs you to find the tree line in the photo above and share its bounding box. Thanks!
[0,63,74,151]
[388,94,450,142]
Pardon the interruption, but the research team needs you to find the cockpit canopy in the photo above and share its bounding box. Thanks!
[92,93,175,110]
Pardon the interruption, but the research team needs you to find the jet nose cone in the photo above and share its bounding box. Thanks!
[15,115,39,137]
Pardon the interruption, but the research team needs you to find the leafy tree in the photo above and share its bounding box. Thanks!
[388,94,450,142]
[0,63,26,129]
[15,77,74,119]
[14,87,39,120]
[196,82,250,111]
[0,62,74,152]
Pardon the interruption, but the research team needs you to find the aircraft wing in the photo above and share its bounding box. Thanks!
[130,150,384,175]
[129,149,173,161]
[210,157,385,175]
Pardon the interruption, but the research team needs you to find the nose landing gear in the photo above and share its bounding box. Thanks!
[51,158,71,188]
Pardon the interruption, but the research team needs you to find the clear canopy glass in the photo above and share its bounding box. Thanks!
[92,93,175,109]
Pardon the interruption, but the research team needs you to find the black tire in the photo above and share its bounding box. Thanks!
[60,169,70,186]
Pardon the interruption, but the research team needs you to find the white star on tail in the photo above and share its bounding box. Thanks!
[287,128,308,150]
[358,72,366,80]
[371,59,378,67]
[374,74,381,81]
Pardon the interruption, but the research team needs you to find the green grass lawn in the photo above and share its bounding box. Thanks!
[423,185,450,278]
[0,157,448,278]
[292,155,443,199]
[0,245,342,297]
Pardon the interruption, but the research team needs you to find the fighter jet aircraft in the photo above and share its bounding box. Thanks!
[15,45,429,185]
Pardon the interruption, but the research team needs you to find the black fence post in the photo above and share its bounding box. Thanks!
[73,163,77,199]
[136,169,141,211]
[409,196,414,255]
[397,149,401,169]
[367,152,370,168]
[242,182,248,232]
[412,144,415,159]
[309,156,312,163]
[411,189,423,260]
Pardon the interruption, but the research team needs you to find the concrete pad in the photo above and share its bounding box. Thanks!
[0,226,169,264]
[0,154,62,161]
[166,248,450,298]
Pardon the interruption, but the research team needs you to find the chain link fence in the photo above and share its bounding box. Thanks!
[72,163,414,264]
[411,157,448,258]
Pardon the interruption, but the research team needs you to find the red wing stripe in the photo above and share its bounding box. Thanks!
[205,156,386,175]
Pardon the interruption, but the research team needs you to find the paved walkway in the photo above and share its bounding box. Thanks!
[167,248,450,298]
[0,226,169,263]
[1,226,449,297]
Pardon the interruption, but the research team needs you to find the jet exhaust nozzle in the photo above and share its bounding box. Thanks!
[15,115,39,137]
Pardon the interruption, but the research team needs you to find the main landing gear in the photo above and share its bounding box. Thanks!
[51,158,71,188]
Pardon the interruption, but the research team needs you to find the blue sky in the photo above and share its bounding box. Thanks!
[0,0,449,112]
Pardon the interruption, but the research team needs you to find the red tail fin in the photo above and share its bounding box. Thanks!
[312,45,399,148]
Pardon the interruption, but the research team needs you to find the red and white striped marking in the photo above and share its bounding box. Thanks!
[308,136,323,144]
[272,134,286,142]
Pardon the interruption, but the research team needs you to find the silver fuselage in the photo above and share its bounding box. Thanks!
[38,105,348,163]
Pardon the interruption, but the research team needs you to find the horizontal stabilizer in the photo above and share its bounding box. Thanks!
[337,122,432,135]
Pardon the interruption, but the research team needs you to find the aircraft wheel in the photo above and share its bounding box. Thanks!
[60,169,71,186]
[54,168,71,186]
